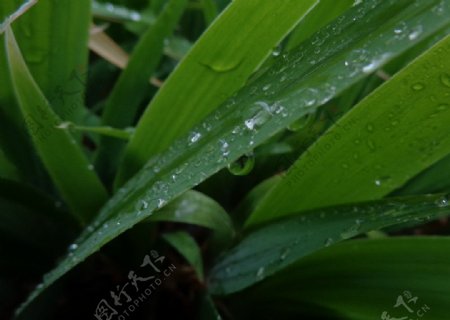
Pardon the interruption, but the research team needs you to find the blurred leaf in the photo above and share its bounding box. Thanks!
[163,231,204,281]
[230,238,450,320]
[208,193,450,295]
[5,26,108,224]
[247,31,450,226]
[116,0,320,185]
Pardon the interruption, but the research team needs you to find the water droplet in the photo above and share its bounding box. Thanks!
[324,238,334,247]
[367,139,376,151]
[87,164,95,171]
[280,248,291,261]
[374,176,391,187]
[68,243,78,252]
[437,104,449,111]
[436,196,449,207]
[440,73,450,88]
[411,83,425,91]
[256,267,265,278]
[157,198,167,208]
[138,200,149,211]
[228,152,255,176]
[366,123,374,132]
[219,139,230,157]
[340,219,362,239]
[188,132,202,145]
[408,25,423,40]
[262,84,271,92]
[272,45,281,57]
[130,12,141,21]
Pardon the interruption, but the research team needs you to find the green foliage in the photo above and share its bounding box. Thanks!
[0,0,449,319]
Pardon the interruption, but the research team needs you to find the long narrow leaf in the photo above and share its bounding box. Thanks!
[247,30,450,226]
[208,193,450,295]
[95,0,188,182]
[116,0,320,185]
[5,26,108,224]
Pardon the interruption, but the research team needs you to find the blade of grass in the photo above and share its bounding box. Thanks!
[5,26,108,224]
[115,0,320,186]
[246,31,450,227]
[208,193,450,295]
[163,231,204,281]
[285,0,354,51]
[95,0,188,184]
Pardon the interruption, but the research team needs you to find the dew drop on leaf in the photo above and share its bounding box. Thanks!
[68,243,78,252]
[440,73,450,88]
[324,238,334,247]
[411,83,425,91]
[256,267,265,278]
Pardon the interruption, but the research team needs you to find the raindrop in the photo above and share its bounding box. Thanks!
[188,131,202,145]
[437,104,449,111]
[87,164,95,171]
[68,243,78,252]
[367,139,376,151]
[157,198,167,208]
[440,73,450,88]
[130,12,141,21]
[256,267,265,278]
[408,25,423,41]
[228,152,255,176]
[280,248,291,261]
[139,200,149,211]
[366,123,374,132]
[436,196,449,207]
[219,139,230,157]
[324,238,334,247]
[411,83,425,91]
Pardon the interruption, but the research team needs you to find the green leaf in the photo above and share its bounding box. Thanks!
[229,237,450,320]
[208,193,450,296]
[163,231,204,281]
[1,0,91,121]
[285,0,354,51]
[246,31,450,227]
[115,0,320,186]
[397,153,450,195]
[146,190,234,245]
[16,0,450,314]
[5,26,108,224]
[95,0,188,183]
[0,148,20,181]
